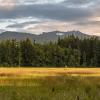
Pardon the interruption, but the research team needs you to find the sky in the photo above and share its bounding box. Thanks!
[0,0,100,35]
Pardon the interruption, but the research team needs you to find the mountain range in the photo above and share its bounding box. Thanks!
[0,31,98,43]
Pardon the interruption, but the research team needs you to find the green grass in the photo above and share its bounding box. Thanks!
[0,76,100,100]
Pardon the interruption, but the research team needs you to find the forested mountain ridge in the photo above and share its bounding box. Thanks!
[0,31,97,43]
[0,36,100,67]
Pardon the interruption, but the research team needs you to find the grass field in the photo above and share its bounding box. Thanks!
[0,68,100,100]
[0,68,100,77]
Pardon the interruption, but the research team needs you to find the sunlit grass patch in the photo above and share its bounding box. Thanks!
[0,68,100,77]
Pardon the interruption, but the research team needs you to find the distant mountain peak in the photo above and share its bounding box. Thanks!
[0,30,98,43]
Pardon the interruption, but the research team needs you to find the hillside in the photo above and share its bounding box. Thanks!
[0,31,97,43]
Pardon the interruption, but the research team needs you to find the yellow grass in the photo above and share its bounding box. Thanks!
[0,68,99,78]
[0,68,99,86]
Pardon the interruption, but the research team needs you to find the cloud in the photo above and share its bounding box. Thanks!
[0,0,16,10]
[7,21,42,28]
[25,21,68,34]
[62,0,98,7]
[0,3,93,22]
[0,0,100,35]
[63,0,92,4]
[76,21,100,26]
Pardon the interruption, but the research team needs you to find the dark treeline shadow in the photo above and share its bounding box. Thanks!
[0,35,100,67]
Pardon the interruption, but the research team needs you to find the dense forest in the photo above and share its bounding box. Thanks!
[0,35,100,67]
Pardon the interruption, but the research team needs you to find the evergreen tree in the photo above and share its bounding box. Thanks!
[20,38,34,66]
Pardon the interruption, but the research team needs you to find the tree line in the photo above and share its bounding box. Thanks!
[0,35,100,67]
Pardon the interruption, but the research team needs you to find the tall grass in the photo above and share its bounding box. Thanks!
[0,76,100,100]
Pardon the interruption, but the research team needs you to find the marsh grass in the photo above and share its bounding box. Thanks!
[0,76,99,100]
[0,68,100,100]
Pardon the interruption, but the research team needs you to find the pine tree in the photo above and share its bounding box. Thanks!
[20,38,34,66]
